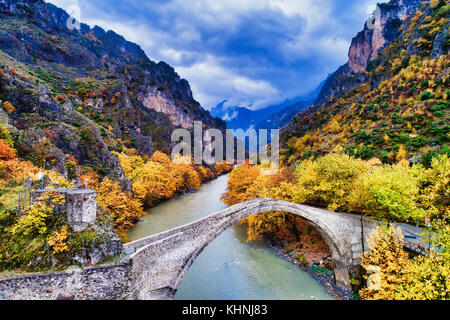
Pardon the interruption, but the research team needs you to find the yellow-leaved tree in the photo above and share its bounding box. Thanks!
[359,225,409,300]
[292,152,369,212]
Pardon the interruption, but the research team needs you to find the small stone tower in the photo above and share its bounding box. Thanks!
[30,188,97,232]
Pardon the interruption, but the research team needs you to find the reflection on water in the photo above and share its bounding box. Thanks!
[128,175,333,300]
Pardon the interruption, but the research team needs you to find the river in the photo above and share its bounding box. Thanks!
[128,174,334,300]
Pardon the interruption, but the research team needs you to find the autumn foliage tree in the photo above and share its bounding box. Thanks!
[132,161,177,206]
[79,167,100,189]
[292,152,370,212]
[0,139,16,160]
[359,223,450,300]
[359,225,410,300]
[96,177,145,235]
[222,161,261,206]
[223,163,302,241]
[150,151,201,192]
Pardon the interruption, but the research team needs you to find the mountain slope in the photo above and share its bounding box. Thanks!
[0,0,223,181]
[282,0,449,165]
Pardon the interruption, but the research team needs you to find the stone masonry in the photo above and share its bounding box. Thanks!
[31,188,97,232]
[0,264,130,300]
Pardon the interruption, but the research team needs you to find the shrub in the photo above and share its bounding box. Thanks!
[401,57,410,69]
[421,91,435,100]
[0,124,13,147]
[293,253,309,265]
[356,146,375,160]
[1,101,15,114]
[47,227,69,254]
[420,80,429,89]
[12,192,65,237]
[55,94,66,104]
[391,112,404,124]
[0,139,16,160]
[303,150,317,160]
[284,246,294,254]
[407,136,429,151]
[421,150,438,168]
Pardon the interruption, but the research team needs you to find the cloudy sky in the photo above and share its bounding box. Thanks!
[48,0,384,111]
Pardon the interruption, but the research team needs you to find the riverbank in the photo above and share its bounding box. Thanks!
[264,238,354,300]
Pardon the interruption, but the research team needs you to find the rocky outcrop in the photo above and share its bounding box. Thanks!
[314,0,423,106]
[431,21,450,58]
[139,85,200,129]
[347,0,420,73]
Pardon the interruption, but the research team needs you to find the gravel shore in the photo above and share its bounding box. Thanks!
[264,238,354,300]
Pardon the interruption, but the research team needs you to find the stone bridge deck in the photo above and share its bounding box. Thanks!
[0,198,427,300]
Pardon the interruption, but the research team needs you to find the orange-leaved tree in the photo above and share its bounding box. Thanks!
[0,139,16,160]
[96,177,145,235]
[221,161,261,206]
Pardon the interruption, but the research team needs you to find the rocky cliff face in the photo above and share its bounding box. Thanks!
[348,0,422,72]
[314,0,424,106]
[0,0,224,180]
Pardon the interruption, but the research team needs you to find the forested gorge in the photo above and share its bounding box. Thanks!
[0,0,449,300]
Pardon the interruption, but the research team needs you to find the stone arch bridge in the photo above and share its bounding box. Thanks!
[0,198,423,300]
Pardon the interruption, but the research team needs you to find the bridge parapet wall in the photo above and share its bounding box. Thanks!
[0,263,130,300]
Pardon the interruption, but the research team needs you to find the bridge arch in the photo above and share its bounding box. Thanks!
[170,200,348,292]
[126,198,374,300]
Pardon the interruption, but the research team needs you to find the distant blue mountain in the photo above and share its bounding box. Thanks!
[211,80,325,131]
